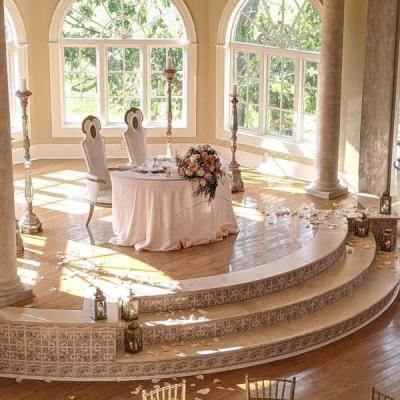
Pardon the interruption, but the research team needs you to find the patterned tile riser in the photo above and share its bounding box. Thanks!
[140,267,369,344]
[347,218,398,250]
[0,324,117,368]
[138,243,347,313]
[0,288,395,379]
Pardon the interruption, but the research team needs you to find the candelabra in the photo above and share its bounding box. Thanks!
[164,67,176,158]
[16,219,24,257]
[229,91,244,193]
[16,89,43,234]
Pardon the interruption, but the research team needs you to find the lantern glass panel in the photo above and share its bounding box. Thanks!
[381,228,395,252]
[124,321,143,354]
[354,217,369,238]
[380,195,392,215]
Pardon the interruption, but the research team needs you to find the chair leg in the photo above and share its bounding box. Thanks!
[86,204,95,227]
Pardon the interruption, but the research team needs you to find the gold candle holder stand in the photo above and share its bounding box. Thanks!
[229,93,244,193]
[164,68,176,158]
[16,89,43,234]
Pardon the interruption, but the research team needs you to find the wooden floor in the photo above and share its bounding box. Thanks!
[12,159,338,310]
[5,159,399,399]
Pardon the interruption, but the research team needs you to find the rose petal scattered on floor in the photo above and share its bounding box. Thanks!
[196,388,210,395]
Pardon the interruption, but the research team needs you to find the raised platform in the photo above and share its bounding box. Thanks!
[1,160,398,381]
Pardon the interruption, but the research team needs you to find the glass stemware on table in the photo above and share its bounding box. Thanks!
[128,157,178,177]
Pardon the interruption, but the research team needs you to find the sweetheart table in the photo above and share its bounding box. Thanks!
[110,170,238,251]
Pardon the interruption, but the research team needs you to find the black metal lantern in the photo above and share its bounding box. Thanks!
[119,290,139,322]
[380,192,392,215]
[354,213,369,238]
[124,319,143,354]
[381,228,396,252]
[90,287,107,321]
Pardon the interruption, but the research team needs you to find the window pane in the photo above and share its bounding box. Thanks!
[281,111,294,137]
[63,47,98,123]
[269,83,281,109]
[304,87,317,114]
[282,83,294,110]
[267,55,295,137]
[270,56,282,82]
[303,114,317,143]
[233,0,322,52]
[234,51,260,132]
[61,0,186,40]
[107,47,141,123]
[65,98,82,123]
[305,60,318,88]
[150,47,184,123]
[268,109,280,134]
[108,97,124,123]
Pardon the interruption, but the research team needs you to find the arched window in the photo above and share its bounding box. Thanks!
[217,0,322,144]
[49,0,197,138]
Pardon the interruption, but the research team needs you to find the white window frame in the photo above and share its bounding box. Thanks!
[49,0,197,138]
[4,0,29,142]
[216,0,322,158]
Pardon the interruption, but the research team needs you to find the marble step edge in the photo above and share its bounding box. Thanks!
[0,266,396,381]
[137,226,348,313]
[112,283,399,381]
[134,237,376,344]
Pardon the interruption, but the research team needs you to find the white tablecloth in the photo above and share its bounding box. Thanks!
[110,170,238,251]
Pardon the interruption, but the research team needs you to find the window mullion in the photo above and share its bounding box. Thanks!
[98,43,107,123]
[142,44,150,123]
[295,56,301,142]
[260,51,268,136]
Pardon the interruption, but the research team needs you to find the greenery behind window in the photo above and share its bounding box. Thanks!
[61,0,187,126]
[233,0,321,142]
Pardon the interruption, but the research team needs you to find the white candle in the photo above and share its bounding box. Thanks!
[20,78,27,92]
[166,57,173,70]
[233,84,238,97]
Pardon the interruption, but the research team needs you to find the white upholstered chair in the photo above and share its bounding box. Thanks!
[124,107,147,165]
[81,115,113,226]
[141,380,186,400]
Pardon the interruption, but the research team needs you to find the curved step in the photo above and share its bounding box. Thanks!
[136,218,348,312]
[111,262,399,380]
[137,235,376,344]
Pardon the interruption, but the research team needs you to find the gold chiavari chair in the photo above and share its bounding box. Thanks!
[371,387,396,400]
[142,380,186,400]
[245,375,296,400]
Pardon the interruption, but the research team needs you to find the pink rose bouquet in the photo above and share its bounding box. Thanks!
[176,144,224,201]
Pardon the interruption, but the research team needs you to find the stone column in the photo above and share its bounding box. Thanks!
[0,1,33,307]
[305,0,348,199]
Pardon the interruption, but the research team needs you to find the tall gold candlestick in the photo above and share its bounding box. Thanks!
[164,67,176,158]
[229,92,244,193]
[16,89,43,234]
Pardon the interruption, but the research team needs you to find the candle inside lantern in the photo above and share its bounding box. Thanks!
[232,84,238,97]
[20,79,27,92]
[166,57,173,70]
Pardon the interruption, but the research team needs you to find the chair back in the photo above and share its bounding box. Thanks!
[81,115,111,190]
[142,380,186,400]
[245,375,296,400]
[371,387,396,400]
[124,107,147,165]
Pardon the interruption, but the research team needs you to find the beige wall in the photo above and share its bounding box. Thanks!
[11,0,369,187]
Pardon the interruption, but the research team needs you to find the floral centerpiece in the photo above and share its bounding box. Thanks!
[176,144,224,201]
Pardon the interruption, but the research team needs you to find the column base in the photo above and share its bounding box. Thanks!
[0,286,34,307]
[304,183,348,199]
